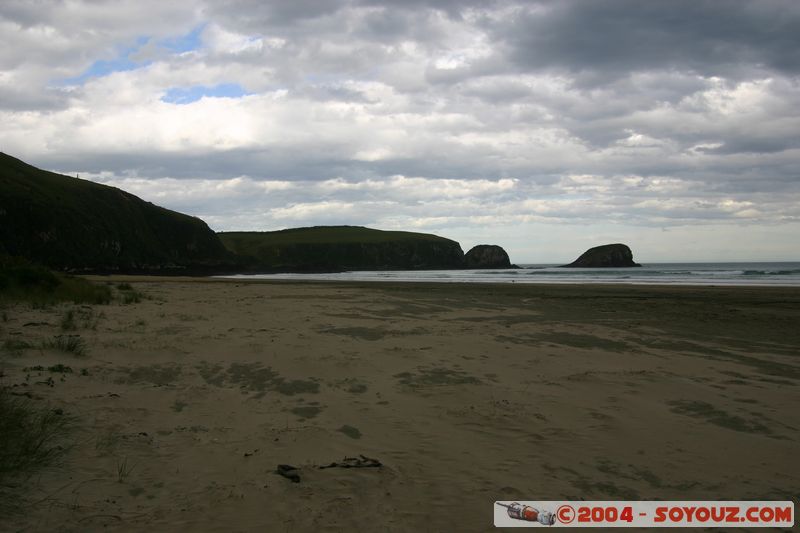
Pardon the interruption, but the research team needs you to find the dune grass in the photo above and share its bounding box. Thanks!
[40,335,87,357]
[1,339,33,356]
[0,256,111,306]
[59,306,102,331]
[0,258,103,512]
[0,388,71,512]
[113,282,144,304]
[119,289,142,304]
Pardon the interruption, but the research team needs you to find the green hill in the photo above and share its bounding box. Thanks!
[218,226,466,271]
[0,152,234,274]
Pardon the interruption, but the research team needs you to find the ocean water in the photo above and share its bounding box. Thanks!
[221,262,800,286]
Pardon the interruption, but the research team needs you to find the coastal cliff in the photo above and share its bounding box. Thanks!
[0,152,235,273]
[562,243,641,268]
[218,226,466,272]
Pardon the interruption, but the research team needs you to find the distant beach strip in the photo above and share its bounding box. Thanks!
[220,262,800,286]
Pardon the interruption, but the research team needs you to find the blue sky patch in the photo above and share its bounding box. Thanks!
[159,24,205,53]
[161,83,250,104]
[60,36,151,85]
[58,27,205,86]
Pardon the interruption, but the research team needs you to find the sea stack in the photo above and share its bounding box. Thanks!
[562,243,641,268]
[464,244,514,269]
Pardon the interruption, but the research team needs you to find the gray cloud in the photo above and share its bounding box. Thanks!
[493,0,800,83]
[205,0,349,30]
[1,0,799,260]
[0,86,72,111]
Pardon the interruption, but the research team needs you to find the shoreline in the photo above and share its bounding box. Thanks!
[81,258,800,288]
[86,273,800,291]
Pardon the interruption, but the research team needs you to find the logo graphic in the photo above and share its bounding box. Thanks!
[496,502,556,525]
[556,504,576,524]
[494,501,794,528]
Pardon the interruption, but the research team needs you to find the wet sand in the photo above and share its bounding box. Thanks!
[1,279,799,531]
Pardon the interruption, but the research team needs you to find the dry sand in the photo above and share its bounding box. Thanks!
[1,279,798,531]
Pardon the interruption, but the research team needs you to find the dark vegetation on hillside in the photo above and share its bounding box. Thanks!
[1,153,518,274]
[218,226,467,272]
[0,152,235,274]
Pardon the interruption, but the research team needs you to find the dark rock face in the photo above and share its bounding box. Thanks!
[562,243,641,268]
[0,152,236,274]
[464,244,512,269]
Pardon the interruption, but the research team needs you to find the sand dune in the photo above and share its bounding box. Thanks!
[2,280,798,531]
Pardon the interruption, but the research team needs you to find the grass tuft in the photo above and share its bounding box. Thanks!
[22,364,72,374]
[116,456,135,482]
[60,309,76,331]
[41,335,87,357]
[0,388,71,512]
[2,339,33,355]
[94,431,119,457]
[60,306,101,331]
[116,284,144,304]
[48,364,73,374]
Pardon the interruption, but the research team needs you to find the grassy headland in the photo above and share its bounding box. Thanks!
[218,226,466,271]
[1,153,509,275]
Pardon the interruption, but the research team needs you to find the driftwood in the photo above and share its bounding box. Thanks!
[276,455,382,483]
[275,464,300,483]
[319,455,382,469]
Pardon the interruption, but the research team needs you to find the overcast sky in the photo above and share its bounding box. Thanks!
[2,0,799,262]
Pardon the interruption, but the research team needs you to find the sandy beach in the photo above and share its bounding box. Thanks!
[1,279,799,531]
